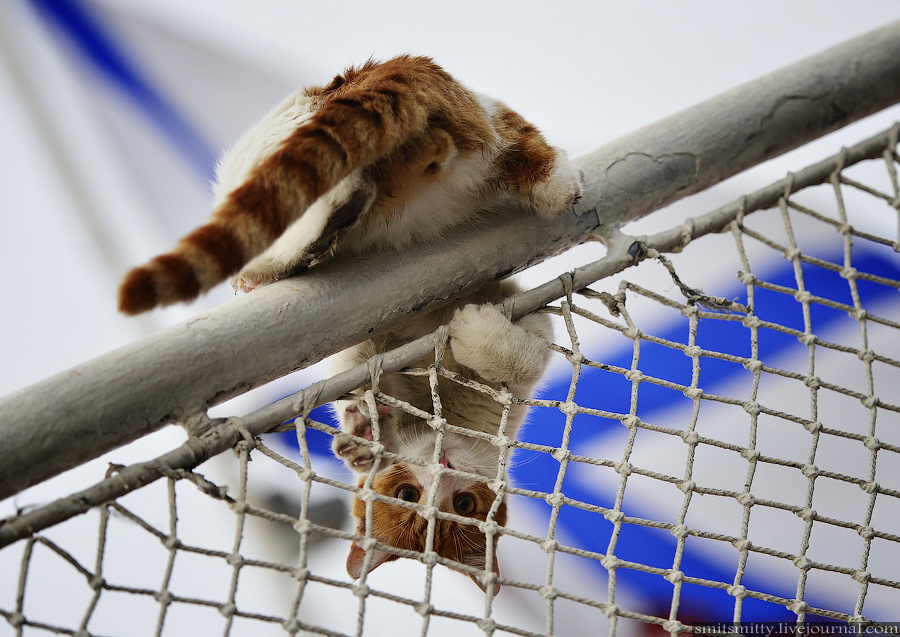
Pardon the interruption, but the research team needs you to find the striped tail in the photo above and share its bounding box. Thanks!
[118,56,454,315]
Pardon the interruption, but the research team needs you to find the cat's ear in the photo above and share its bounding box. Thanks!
[463,550,502,596]
[346,541,397,579]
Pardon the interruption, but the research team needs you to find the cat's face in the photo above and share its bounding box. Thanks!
[346,462,508,594]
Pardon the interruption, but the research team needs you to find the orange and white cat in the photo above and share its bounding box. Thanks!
[117,55,581,314]
[116,55,576,592]
[331,279,552,594]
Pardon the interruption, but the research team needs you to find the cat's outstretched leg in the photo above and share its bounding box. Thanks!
[232,170,377,292]
[449,304,552,393]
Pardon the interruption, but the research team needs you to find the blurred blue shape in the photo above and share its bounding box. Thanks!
[28,0,217,181]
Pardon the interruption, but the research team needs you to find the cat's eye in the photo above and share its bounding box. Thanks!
[453,493,477,516]
[396,485,420,503]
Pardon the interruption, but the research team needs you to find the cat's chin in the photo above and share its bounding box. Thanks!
[441,447,499,480]
[397,433,499,480]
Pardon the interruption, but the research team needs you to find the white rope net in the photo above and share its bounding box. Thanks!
[2,125,899,636]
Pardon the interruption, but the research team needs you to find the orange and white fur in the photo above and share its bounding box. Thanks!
[116,55,577,592]
[117,55,581,314]
[331,280,552,594]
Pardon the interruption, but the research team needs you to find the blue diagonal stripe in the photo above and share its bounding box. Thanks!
[515,245,899,621]
[29,0,217,182]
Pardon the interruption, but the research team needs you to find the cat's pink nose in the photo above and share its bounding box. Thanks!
[440,456,451,469]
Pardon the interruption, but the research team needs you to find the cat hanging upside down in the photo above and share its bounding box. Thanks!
[117,55,578,592]
[331,279,552,594]
[117,54,582,314]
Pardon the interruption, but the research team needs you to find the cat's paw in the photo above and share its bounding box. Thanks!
[231,276,261,294]
[450,305,508,383]
[333,432,377,469]
[449,304,546,387]
[333,403,391,471]
[528,149,583,218]
[232,257,296,294]
[231,265,274,294]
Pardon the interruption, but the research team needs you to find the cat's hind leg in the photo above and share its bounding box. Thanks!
[232,169,377,292]
[524,148,583,218]
[492,103,582,218]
